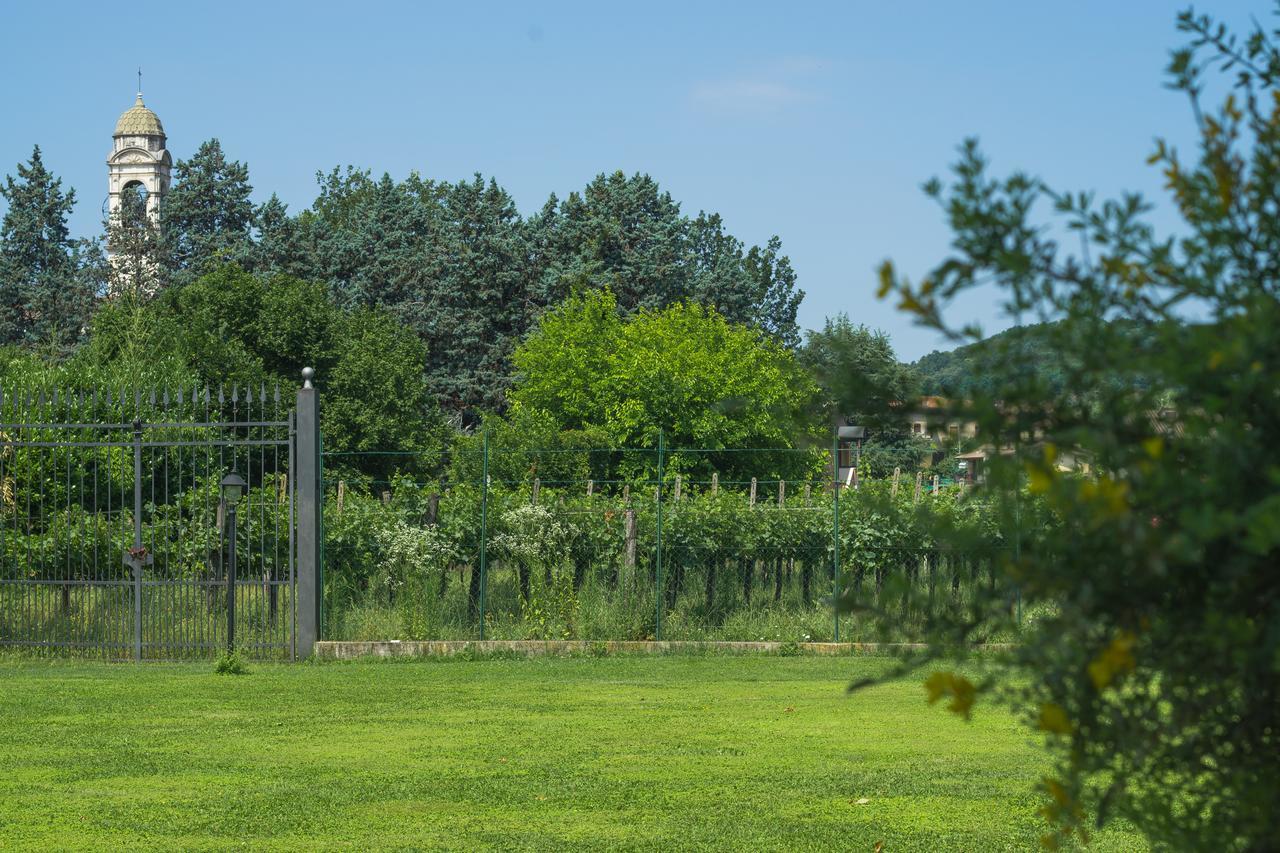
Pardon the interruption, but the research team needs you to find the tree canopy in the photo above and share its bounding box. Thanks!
[800,313,918,430]
[532,172,802,346]
[2,138,809,417]
[79,265,445,479]
[509,289,820,481]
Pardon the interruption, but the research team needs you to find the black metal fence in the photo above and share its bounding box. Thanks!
[0,383,306,660]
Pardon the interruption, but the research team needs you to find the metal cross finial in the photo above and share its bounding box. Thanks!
[137,67,142,96]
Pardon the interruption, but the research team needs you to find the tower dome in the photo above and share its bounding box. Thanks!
[113,94,165,138]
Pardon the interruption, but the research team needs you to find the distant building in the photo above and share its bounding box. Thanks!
[955,444,1093,485]
[906,396,978,444]
[833,396,979,483]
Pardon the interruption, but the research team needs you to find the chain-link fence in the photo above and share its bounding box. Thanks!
[320,435,1010,644]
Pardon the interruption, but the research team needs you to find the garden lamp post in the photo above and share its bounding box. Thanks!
[221,470,247,654]
[836,424,865,489]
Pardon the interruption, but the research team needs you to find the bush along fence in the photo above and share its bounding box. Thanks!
[320,433,1014,646]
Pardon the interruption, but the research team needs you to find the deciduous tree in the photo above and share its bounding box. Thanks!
[510,289,820,481]
[800,314,917,431]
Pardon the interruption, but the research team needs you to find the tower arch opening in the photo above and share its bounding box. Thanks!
[118,181,150,227]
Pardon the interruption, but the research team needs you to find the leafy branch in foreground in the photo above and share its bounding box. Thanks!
[857,6,1280,849]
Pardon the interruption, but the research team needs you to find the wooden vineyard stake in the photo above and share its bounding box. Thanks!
[336,480,346,516]
[711,472,719,495]
[623,486,637,575]
[914,471,923,504]
[891,467,900,499]
[749,477,758,506]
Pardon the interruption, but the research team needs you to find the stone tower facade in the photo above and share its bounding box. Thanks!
[107,93,170,226]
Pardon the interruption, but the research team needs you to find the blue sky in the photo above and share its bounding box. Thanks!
[0,1,1260,358]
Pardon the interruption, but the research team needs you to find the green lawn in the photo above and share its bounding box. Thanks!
[0,655,1143,851]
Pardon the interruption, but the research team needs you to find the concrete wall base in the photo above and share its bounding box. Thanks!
[313,639,1013,660]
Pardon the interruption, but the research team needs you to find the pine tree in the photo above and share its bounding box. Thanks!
[304,167,441,309]
[535,171,689,314]
[0,146,95,350]
[253,194,306,278]
[304,169,537,410]
[533,172,803,346]
[160,139,255,284]
[299,166,804,409]
[414,175,532,410]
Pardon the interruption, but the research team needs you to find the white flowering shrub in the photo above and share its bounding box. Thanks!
[492,503,578,638]
[373,521,459,639]
[491,503,572,567]
[374,521,458,589]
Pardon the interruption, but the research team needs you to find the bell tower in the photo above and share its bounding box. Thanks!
[106,83,170,228]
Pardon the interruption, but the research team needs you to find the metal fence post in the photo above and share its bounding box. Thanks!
[317,426,325,639]
[132,420,143,662]
[478,426,490,640]
[1014,487,1023,626]
[227,498,237,654]
[654,430,665,641]
[296,368,320,659]
[832,436,841,644]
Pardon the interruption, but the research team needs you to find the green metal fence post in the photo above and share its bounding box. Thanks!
[654,429,665,641]
[478,426,490,641]
[832,436,840,644]
[1014,485,1022,627]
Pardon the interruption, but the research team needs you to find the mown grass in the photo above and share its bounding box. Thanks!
[0,656,1143,851]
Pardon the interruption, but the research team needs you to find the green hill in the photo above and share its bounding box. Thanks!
[910,323,1068,398]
